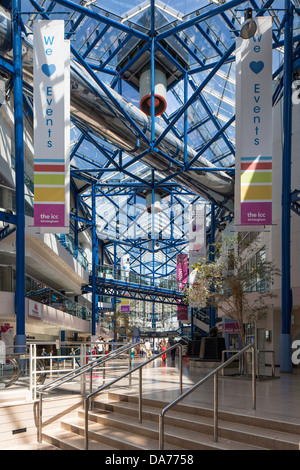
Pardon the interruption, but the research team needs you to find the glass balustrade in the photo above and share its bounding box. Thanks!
[25,274,92,321]
[0,265,92,322]
[55,233,89,271]
[95,264,178,291]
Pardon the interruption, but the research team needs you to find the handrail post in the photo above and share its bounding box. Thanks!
[221,350,225,376]
[252,345,256,410]
[85,397,89,450]
[38,392,42,444]
[214,372,218,442]
[139,367,142,422]
[81,344,86,395]
[239,353,243,375]
[81,342,182,449]
[29,343,34,401]
[128,348,132,387]
[158,343,255,449]
[50,351,53,379]
[33,343,37,401]
[179,344,183,394]
[90,365,93,394]
[35,341,141,446]
[159,414,164,450]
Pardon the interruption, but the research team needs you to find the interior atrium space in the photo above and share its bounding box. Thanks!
[0,0,299,452]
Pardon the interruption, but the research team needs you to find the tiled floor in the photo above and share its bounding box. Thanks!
[116,356,300,426]
[1,354,299,427]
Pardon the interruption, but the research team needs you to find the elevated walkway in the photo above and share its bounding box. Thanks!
[83,265,185,305]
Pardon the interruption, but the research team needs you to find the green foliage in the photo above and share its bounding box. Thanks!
[186,234,281,347]
[106,305,134,340]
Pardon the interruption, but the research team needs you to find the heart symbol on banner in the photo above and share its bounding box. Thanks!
[249,61,264,74]
[41,64,56,77]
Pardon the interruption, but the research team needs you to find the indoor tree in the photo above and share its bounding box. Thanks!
[186,234,280,350]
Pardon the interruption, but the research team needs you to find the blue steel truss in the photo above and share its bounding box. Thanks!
[1,0,298,349]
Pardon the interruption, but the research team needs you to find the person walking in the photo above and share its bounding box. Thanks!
[161,340,167,362]
[97,336,104,355]
[169,336,176,360]
[145,339,152,359]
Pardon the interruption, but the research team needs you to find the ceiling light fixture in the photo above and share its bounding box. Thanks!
[240,8,257,40]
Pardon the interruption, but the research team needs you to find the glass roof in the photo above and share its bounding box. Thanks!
[17,0,295,273]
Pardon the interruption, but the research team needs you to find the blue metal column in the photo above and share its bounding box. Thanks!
[13,0,26,351]
[150,0,156,335]
[113,241,117,340]
[151,180,156,329]
[280,0,293,372]
[74,194,79,248]
[91,183,98,336]
[209,204,216,330]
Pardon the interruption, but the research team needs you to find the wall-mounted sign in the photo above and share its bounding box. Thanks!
[222,322,239,334]
[121,295,130,313]
[235,17,273,229]
[28,299,42,320]
[189,204,206,266]
[33,20,70,232]
[177,254,188,321]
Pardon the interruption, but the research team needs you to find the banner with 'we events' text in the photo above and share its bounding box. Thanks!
[235,17,272,230]
[33,20,70,232]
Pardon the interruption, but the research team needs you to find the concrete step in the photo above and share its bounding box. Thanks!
[107,391,300,436]
[79,408,262,450]
[6,442,59,450]
[92,392,300,451]
[39,391,300,451]
[42,425,117,450]
[57,416,179,450]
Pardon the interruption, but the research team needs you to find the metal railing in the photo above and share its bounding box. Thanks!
[84,343,183,450]
[96,264,178,291]
[159,343,256,450]
[37,341,141,444]
[257,349,275,378]
[221,348,275,378]
[30,341,123,400]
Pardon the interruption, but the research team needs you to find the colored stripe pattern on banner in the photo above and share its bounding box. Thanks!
[33,21,70,231]
[234,18,273,228]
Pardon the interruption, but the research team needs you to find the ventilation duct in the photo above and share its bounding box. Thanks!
[0,6,12,54]
[140,68,167,116]
[145,191,161,214]
[0,6,234,210]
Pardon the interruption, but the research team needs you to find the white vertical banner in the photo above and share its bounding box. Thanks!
[33,20,70,232]
[189,204,206,269]
[235,17,273,230]
[64,39,70,229]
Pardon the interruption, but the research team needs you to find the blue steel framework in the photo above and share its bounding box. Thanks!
[1,0,298,370]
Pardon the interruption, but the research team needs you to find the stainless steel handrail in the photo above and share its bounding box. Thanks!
[38,342,134,393]
[256,349,275,378]
[37,341,140,443]
[159,343,256,450]
[84,343,183,450]
[222,348,276,378]
[221,349,244,375]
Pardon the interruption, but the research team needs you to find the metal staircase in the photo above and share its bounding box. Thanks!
[30,343,300,451]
